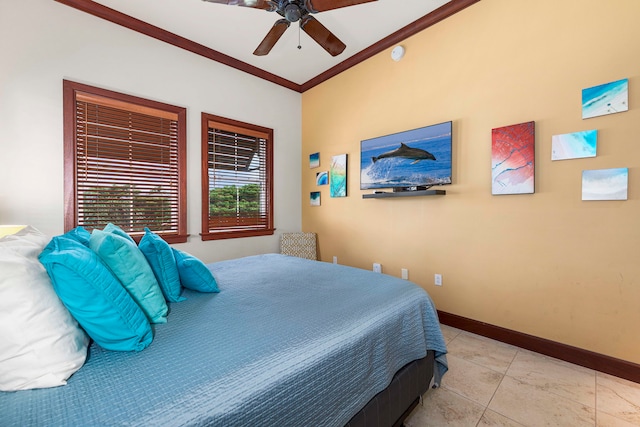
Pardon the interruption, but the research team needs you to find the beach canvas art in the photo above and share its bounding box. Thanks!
[316,171,328,186]
[330,154,347,197]
[582,168,628,201]
[310,191,321,206]
[309,152,320,168]
[582,78,628,119]
[552,130,597,160]
[491,121,535,195]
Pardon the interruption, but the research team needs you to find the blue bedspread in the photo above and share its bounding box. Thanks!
[1,254,447,426]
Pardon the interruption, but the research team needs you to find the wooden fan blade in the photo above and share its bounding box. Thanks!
[201,0,274,11]
[253,19,290,56]
[304,0,376,13]
[300,16,346,56]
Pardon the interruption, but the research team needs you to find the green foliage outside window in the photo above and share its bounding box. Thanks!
[209,184,261,217]
[82,185,173,231]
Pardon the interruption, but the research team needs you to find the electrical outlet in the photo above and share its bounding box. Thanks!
[373,263,382,273]
[333,256,338,264]
[401,268,409,280]
[434,274,442,286]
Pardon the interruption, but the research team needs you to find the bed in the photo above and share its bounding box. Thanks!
[1,253,447,426]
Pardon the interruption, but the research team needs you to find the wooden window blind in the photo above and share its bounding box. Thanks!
[63,80,187,243]
[201,113,274,240]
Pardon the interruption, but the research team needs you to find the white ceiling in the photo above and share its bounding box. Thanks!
[93,0,451,85]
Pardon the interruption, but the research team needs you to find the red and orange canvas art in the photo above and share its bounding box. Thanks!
[491,121,535,195]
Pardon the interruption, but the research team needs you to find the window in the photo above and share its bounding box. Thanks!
[63,80,187,243]
[201,113,274,240]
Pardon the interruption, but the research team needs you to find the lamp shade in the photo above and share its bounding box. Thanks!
[0,225,27,238]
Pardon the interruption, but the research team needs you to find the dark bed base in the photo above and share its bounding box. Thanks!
[344,350,435,427]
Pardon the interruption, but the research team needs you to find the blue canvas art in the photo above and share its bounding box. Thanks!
[316,171,328,186]
[582,168,628,201]
[309,152,320,168]
[552,130,597,160]
[582,78,628,119]
[330,154,347,197]
[310,191,321,206]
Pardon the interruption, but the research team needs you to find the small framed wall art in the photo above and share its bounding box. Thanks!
[310,191,321,206]
[316,171,328,186]
[551,130,597,161]
[582,168,628,201]
[582,78,628,119]
[309,152,320,168]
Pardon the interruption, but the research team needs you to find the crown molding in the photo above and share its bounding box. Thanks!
[54,0,481,93]
[300,0,481,92]
[54,0,302,91]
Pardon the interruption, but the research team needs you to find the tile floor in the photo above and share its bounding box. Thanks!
[405,324,640,427]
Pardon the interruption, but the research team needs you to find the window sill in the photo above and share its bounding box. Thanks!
[201,228,275,241]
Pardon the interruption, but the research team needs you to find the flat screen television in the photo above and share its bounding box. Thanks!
[360,121,452,191]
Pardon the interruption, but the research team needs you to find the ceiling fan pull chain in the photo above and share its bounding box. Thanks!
[297,24,302,50]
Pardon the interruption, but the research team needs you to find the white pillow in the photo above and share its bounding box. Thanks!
[0,226,89,391]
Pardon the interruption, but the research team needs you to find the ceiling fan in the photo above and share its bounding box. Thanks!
[202,0,378,56]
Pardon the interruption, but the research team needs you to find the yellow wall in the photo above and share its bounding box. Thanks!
[301,0,640,364]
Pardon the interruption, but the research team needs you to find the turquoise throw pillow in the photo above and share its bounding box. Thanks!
[103,223,136,243]
[39,236,153,352]
[172,249,220,293]
[138,228,185,303]
[63,226,91,246]
[90,230,168,324]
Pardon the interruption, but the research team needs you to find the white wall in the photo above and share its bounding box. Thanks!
[0,0,302,262]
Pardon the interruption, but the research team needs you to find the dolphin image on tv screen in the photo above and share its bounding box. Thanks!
[360,120,452,190]
[372,143,436,164]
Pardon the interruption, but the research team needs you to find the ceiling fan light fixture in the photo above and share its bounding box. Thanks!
[284,3,302,22]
